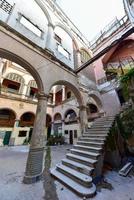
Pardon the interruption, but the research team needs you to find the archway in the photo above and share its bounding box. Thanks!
[0,108,16,127]
[0,49,45,184]
[20,112,35,127]
[87,103,99,121]
[53,113,62,136]
[64,109,77,124]
[0,49,44,92]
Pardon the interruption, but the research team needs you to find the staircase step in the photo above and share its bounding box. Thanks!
[74,145,102,153]
[62,158,94,175]
[77,141,104,147]
[66,153,97,167]
[82,134,107,138]
[85,130,108,134]
[70,149,100,159]
[79,137,105,143]
[56,163,92,187]
[50,168,96,197]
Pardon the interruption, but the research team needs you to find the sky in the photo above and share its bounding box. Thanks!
[56,0,125,41]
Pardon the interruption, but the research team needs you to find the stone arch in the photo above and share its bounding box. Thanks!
[20,112,35,127]
[54,22,79,50]
[64,109,77,124]
[0,49,44,92]
[2,72,25,94]
[89,93,103,109]
[49,80,84,107]
[0,108,16,127]
[53,112,62,121]
[34,0,53,25]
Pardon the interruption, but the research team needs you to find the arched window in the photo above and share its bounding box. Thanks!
[80,49,91,64]
[2,73,25,94]
[54,113,62,123]
[64,109,77,124]
[20,112,35,127]
[27,80,38,98]
[0,109,16,127]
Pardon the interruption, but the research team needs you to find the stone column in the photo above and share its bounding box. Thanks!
[23,93,48,184]
[62,86,66,101]
[79,105,88,134]
[51,122,54,135]
[21,84,28,98]
[9,119,20,146]
[46,23,55,54]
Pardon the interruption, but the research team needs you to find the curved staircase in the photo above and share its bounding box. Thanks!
[50,116,115,198]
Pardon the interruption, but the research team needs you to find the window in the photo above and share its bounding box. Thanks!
[18,131,27,137]
[74,130,77,138]
[80,49,91,64]
[20,16,42,37]
[67,91,71,99]
[57,44,70,59]
[64,130,68,135]
[54,34,62,44]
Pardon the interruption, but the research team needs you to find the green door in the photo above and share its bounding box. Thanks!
[3,131,11,145]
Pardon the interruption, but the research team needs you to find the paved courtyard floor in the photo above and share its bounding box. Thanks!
[0,145,134,200]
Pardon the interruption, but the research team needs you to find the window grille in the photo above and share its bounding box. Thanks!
[0,0,13,14]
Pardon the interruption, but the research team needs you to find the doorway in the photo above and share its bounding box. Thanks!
[69,130,73,144]
[3,131,11,145]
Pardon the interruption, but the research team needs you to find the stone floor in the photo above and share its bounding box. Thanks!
[0,145,134,200]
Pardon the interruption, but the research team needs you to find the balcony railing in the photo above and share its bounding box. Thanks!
[89,15,129,51]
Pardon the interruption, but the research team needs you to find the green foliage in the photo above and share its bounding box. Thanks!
[47,135,65,146]
[119,108,134,140]
[120,68,134,83]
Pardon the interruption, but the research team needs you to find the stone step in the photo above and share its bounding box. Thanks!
[77,141,104,148]
[74,144,102,153]
[92,125,112,128]
[82,134,107,139]
[79,137,105,143]
[70,149,100,160]
[56,163,92,187]
[83,130,109,135]
[62,158,94,176]
[66,153,97,167]
[50,168,96,198]
[88,128,110,131]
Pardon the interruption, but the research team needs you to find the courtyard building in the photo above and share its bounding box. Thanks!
[0,0,134,198]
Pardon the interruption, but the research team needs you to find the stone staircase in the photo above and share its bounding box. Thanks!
[50,116,115,197]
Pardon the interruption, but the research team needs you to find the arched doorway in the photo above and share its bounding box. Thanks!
[20,112,35,142]
[20,112,35,127]
[53,113,62,136]
[0,108,16,145]
[87,103,99,121]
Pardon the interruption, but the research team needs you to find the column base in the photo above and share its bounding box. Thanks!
[23,173,43,184]
[23,147,45,184]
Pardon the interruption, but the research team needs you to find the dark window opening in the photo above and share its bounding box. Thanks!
[64,130,68,135]
[74,130,77,138]
[18,131,27,137]
[67,91,71,99]
[54,34,62,44]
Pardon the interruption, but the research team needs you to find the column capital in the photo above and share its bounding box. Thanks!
[37,92,49,100]
[76,49,81,54]
[78,105,87,111]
